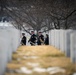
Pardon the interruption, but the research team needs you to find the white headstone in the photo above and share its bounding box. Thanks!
[59,29,65,52]
[70,32,76,63]
[49,30,51,45]
[7,27,21,52]
[0,23,21,74]
[49,30,55,46]
[0,29,10,75]
[65,30,73,57]
[54,30,60,49]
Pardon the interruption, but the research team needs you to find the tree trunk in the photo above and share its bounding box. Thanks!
[64,19,68,29]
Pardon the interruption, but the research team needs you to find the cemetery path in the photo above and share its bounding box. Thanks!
[6,46,76,75]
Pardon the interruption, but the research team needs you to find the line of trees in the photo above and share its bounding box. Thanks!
[0,0,76,34]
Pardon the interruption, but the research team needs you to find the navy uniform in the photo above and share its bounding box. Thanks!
[28,33,36,46]
[45,34,49,45]
[21,33,26,45]
[37,34,44,45]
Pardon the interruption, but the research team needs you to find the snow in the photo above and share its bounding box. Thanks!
[33,67,46,73]
[20,67,32,74]
[47,67,65,74]
[73,73,76,75]
[27,62,40,67]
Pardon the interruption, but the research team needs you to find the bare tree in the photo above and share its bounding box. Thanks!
[0,0,76,33]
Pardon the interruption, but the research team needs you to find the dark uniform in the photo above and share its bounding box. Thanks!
[21,36,26,45]
[37,34,44,45]
[45,34,49,45]
[28,34,36,46]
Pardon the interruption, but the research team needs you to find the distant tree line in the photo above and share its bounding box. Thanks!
[0,0,76,34]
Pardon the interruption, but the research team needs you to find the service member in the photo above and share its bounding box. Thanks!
[37,32,44,45]
[21,33,26,45]
[28,31,36,46]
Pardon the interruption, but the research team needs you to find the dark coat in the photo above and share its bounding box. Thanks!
[37,35,44,45]
[45,36,49,45]
[21,36,26,45]
[28,34,36,45]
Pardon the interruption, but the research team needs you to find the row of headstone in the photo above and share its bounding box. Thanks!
[0,26,21,75]
[49,29,76,63]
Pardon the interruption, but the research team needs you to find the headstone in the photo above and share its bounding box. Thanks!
[70,32,76,63]
[49,30,55,46]
[65,30,73,57]
[0,29,10,75]
[49,30,51,45]
[54,30,60,49]
[59,29,65,52]
[7,27,21,52]
[0,23,21,74]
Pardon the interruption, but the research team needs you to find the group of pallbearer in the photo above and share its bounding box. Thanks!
[21,31,49,46]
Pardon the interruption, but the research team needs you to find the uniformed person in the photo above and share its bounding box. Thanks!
[28,31,36,46]
[37,32,44,45]
[21,33,26,45]
[45,34,49,45]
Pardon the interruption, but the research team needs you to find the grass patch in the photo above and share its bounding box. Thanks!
[43,53,65,57]
[6,46,76,75]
